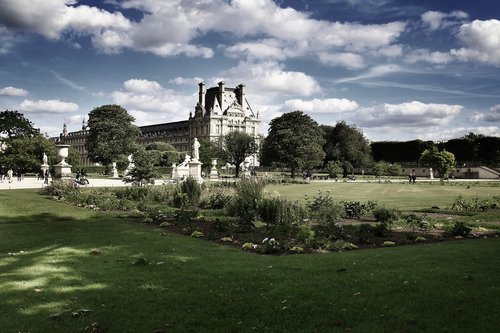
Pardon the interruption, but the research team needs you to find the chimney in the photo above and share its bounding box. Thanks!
[238,83,246,109]
[198,82,206,108]
[218,80,225,108]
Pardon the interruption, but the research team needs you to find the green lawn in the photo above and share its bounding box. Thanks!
[265,181,500,210]
[1,189,499,332]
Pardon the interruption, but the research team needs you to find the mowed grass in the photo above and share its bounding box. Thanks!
[265,181,500,210]
[0,189,499,332]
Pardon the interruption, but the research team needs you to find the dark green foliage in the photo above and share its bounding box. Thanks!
[86,104,140,169]
[0,110,39,139]
[173,177,202,209]
[305,190,344,225]
[262,111,325,178]
[39,180,79,199]
[114,186,151,201]
[402,214,430,231]
[356,223,375,244]
[419,147,456,179]
[444,221,472,237]
[341,200,378,218]
[221,131,258,177]
[322,121,371,177]
[200,191,231,209]
[0,134,57,172]
[125,148,158,186]
[258,197,306,227]
[452,195,499,212]
[373,206,399,223]
[227,179,265,229]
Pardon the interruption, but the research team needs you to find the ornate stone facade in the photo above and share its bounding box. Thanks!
[57,82,261,166]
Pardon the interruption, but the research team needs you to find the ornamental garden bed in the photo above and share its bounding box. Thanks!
[39,178,500,255]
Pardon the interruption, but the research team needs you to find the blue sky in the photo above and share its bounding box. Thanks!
[0,0,499,141]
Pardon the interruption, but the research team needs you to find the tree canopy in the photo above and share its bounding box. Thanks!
[0,134,57,172]
[86,105,140,171]
[262,111,325,178]
[222,131,258,177]
[419,147,456,179]
[145,142,181,167]
[0,110,39,140]
[322,121,371,177]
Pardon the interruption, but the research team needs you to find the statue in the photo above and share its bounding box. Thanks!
[179,154,191,167]
[193,138,200,160]
[42,153,48,165]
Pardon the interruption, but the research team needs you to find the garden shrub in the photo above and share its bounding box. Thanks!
[402,214,430,231]
[227,179,265,229]
[200,191,231,209]
[356,224,375,244]
[372,222,391,237]
[174,209,198,227]
[305,191,344,225]
[452,195,498,212]
[180,177,202,207]
[315,223,349,241]
[258,197,307,228]
[444,221,472,237]
[260,237,282,254]
[114,186,151,201]
[40,180,79,199]
[373,206,399,223]
[341,200,378,218]
[295,225,314,244]
[327,240,358,251]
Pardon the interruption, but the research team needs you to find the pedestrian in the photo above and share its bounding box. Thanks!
[44,169,49,185]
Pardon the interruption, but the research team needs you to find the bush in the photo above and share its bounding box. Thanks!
[356,224,374,244]
[452,195,498,212]
[373,206,399,223]
[114,186,150,201]
[402,214,430,231]
[227,179,265,229]
[327,240,358,251]
[341,200,378,218]
[258,197,307,228]
[305,191,344,226]
[173,177,201,208]
[200,191,231,209]
[444,221,472,237]
[40,180,79,199]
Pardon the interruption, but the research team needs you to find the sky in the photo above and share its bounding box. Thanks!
[0,0,499,142]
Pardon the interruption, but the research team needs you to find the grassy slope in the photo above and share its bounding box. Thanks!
[0,189,499,332]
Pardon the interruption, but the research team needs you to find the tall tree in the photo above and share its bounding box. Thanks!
[198,137,224,173]
[0,135,57,172]
[0,110,39,140]
[262,111,325,178]
[222,131,258,177]
[419,147,456,179]
[85,105,140,173]
[322,121,371,177]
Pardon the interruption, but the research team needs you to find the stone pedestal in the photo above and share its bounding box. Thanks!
[188,159,203,183]
[209,158,218,180]
[54,144,72,179]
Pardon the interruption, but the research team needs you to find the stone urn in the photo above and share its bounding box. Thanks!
[53,144,72,179]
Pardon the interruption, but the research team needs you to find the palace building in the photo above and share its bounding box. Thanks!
[57,81,261,166]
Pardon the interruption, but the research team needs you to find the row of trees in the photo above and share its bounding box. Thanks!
[1,107,492,180]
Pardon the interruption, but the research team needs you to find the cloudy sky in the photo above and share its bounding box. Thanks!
[0,0,499,141]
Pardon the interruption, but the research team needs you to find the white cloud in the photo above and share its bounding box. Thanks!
[0,86,28,96]
[123,79,162,93]
[219,61,320,97]
[421,10,468,31]
[451,19,500,66]
[357,101,462,127]
[111,79,193,121]
[0,0,406,64]
[405,49,453,65]
[19,99,79,113]
[318,52,365,69]
[470,104,500,122]
[169,77,204,85]
[282,98,359,113]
